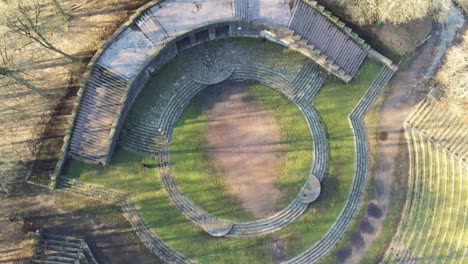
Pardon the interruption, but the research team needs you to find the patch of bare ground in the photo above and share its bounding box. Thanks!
[0,0,151,262]
[368,18,433,56]
[198,82,288,218]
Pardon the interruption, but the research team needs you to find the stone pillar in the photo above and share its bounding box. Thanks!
[189,33,197,46]
[209,28,216,40]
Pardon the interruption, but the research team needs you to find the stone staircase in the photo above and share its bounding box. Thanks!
[56,177,126,203]
[296,100,327,181]
[54,177,197,264]
[234,0,249,19]
[120,120,168,155]
[405,98,467,162]
[288,0,367,78]
[292,61,328,102]
[32,233,98,264]
[120,80,206,155]
[69,65,129,164]
[230,64,296,99]
[120,62,328,156]
[135,9,169,45]
[382,97,467,263]
[157,81,207,140]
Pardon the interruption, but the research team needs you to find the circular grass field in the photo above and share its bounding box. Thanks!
[63,38,383,263]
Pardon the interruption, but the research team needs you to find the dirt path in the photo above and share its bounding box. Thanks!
[337,5,466,263]
[199,81,287,218]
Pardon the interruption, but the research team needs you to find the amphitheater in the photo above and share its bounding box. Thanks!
[24,0,466,263]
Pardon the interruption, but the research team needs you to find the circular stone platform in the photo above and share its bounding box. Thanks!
[298,176,321,203]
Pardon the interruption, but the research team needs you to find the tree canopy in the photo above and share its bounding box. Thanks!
[436,29,468,104]
[348,0,450,25]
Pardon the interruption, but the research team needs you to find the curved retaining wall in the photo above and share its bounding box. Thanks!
[284,66,394,263]
[52,0,397,176]
[50,0,399,262]
[55,66,395,264]
[154,64,326,237]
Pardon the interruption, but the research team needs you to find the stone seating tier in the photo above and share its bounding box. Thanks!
[32,233,98,264]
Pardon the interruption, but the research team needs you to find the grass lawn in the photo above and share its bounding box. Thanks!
[274,59,381,258]
[170,102,254,221]
[316,71,388,263]
[64,56,382,263]
[170,83,313,221]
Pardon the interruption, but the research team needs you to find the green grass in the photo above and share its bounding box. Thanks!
[247,84,313,203]
[64,150,275,263]
[277,59,382,258]
[170,83,313,221]
[64,52,382,262]
[170,102,254,221]
[382,137,467,263]
[315,75,386,264]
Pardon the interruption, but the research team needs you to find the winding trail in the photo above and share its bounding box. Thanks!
[339,4,466,263]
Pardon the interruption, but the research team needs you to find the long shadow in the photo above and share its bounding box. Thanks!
[26,85,79,183]
[22,196,160,264]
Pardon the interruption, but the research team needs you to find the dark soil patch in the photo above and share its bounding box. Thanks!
[358,218,375,234]
[350,232,365,249]
[272,236,288,263]
[379,131,389,141]
[336,245,352,263]
[367,202,383,219]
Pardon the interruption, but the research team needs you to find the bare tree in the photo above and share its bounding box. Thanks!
[51,0,70,21]
[436,29,468,104]
[0,0,76,60]
[348,0,450,25]
[0,40,49,99]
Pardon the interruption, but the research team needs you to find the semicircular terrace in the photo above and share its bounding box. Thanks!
[51,0,399,263]
[52,0,398,170]
[383,97,467,263]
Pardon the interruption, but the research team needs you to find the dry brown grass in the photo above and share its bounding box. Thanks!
[435,29,468,106]
[455,0,468,13]
[0,0,148,190]
[0,0,149,261]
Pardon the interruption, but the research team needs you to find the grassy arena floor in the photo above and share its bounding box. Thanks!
[169,102,253,221]
[170,83,313,221]
[64,55,381,262]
